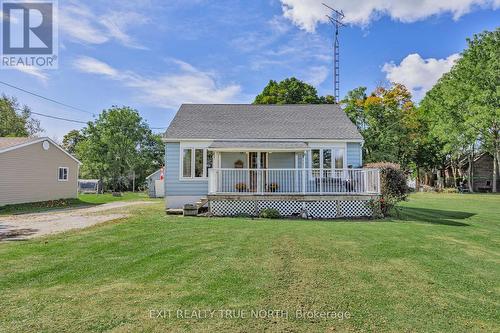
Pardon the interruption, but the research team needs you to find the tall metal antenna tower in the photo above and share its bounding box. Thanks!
[323,3,345,103]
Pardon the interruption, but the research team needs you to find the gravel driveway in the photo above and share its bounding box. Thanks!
[0,201,154,241]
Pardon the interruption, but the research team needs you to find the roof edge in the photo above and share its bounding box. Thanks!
[0,137,82,165]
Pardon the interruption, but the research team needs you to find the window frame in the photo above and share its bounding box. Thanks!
[58,167,69,182]
[179,147,212,180]
[308,145,347,179]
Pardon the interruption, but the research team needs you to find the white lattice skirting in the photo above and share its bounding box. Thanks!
[210,199,373,219]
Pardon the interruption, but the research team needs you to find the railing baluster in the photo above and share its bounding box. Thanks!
[208,168,380,195]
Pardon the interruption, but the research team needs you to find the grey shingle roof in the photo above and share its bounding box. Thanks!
[209,141,308,149]
[164,104,362,140]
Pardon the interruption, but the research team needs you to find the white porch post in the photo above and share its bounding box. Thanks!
[302,150,306,194]
[256,152,261,194]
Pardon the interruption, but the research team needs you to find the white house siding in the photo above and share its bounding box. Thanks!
[165,142,208,208]
[0,141,79,206]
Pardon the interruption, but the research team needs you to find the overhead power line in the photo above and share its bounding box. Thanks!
[30,111,89,124]
[0,80,95,116]
[1,80,164,129]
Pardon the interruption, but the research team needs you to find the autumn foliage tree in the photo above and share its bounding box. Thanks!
[342,83,430,171]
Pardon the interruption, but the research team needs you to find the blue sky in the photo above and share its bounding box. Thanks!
[1,0,499,139]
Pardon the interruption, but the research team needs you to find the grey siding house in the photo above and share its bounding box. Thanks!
[163,104,380,218]
[0,137,81,206]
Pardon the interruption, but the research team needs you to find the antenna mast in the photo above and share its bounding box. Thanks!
[323,3,345,103]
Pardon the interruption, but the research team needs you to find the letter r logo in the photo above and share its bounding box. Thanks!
[2,2,53,54]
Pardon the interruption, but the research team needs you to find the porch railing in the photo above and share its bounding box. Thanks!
[208,168,380,195]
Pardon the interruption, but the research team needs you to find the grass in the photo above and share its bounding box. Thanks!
[0,192,150,215]
[0,193,499,332]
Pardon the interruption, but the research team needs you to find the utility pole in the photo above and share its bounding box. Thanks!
[323,3,345,103]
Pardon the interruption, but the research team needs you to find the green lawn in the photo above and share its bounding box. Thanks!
[0,192,150,215]
[0,193,499,332]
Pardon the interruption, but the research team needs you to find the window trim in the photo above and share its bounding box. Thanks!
[179,147,212,180]
[307,146,347,179]
[58,167,69,182]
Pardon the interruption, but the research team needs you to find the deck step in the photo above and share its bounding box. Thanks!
[166,208,183,215]
[196,197,209,209]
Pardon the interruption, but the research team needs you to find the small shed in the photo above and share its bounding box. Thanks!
[146,168,165,198]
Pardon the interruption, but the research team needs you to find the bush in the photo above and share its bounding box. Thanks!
[441,187,458,194]
[259,208,281,219]
[365,162,408,217]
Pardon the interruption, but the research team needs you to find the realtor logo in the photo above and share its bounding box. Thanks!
[1,0,58,69]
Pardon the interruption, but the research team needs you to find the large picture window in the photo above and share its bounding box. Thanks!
[309,148,345,175]
[181,147,212,179]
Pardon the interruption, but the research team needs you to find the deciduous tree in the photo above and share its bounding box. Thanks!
[254,77,334,104]
[0,95,42,137]
[75,106,164,191]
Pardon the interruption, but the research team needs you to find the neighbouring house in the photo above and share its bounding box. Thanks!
[146,167,165,198]
[440,152,500,192]
[0,137,81,206]
[163,104,380,218]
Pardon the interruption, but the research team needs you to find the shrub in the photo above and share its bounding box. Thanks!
[441,187,458,194]
[365,162,408,217]
[259,208,281,219]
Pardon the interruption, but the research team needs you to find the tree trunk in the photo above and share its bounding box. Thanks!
[415,167,420,191]
[436,169,443,190]
[467,147,474,193]
[494,152,498,193]
[451,160,459,188]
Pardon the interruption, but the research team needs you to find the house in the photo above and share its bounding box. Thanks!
[163,104,380,218]
[440,152,500,192]
[0,137,81,206]
[145,168,165,198]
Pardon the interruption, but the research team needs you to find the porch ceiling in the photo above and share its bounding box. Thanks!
[208,141,307,151]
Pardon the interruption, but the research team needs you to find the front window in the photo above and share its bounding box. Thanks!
[311,149,320,169]
[182,149,192,178]
[58,167,68,181]
[335,149,344,169]
[206,151,214,176]
[194,149,204,177]
[182,147,212,179]
[309,148,345,175]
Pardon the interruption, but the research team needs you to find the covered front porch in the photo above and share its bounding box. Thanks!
[208,142,380,196]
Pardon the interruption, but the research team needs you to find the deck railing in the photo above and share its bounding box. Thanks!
[208,168,380,195]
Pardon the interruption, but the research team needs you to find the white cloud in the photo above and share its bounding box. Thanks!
[13,66,49,83]
[73,57,119,77]
[382,53,460,100]
[302,66,329,86]
[279,0,500,32]
[73,57,242,108]
[59,2,149,48]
